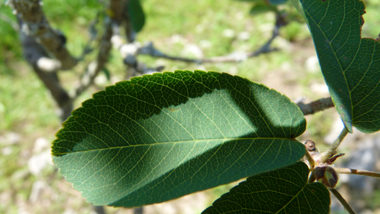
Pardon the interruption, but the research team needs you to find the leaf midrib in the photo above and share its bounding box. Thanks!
[54,137,297,155]
[274,171,307,214]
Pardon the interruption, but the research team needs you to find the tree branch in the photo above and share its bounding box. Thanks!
[320,127,349,163]
[9,0,77,70]
[76,13,100,61]
[111,26,164,77]
[71,19,113,99]
[71,0,125,99]
[129,12,287,64]
[296,97,334,115]
[330,189,356,214]
[18,22,72,121]
[333,167,380,178]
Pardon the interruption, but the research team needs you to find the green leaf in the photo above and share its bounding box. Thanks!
[102,67,111,81]
[128,0,145,33]
[289,0,306,19]
[300,0,380,133]
[203,162,330,214]
[52,70,306,207]
[269,0,288,5]
[234,0,262,2]
[249,3,276,15]
[235,0,287,4]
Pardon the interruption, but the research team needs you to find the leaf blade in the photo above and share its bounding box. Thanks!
[202,162,330,214]
[52,70,306,207]
[300,0,380,133]
[128,0,145,33]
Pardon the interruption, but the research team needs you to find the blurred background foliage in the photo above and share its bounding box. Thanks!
[1,0,380,213]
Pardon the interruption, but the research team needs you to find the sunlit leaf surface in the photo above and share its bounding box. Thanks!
[52,70,306,207]
[301,0,380,133]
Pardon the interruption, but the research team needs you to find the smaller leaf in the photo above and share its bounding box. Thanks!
[249,3,276,15]
[128,0,145,33]
[299,0,380,133]
[203,162,330,214]
[234,0,262,2]
[269,0,287,5]
[102,67,111,81]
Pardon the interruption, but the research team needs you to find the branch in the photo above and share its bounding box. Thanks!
[320,127,349,163]
[329,189,356,214]
[121,0,137,43]
[123,54,165,77]
[71,0,126,98]
[137,35,278,64]
[9,0,77,70]
[296,97,334,115]
[110,27,164,77]
[333,167,380,178]
[76,13,100,61]
[134,12,287,64]
[109,0,127,23]
[19,23,72,121]
[71,20,113,99]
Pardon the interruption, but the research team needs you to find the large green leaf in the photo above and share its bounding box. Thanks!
[52,70,306,207]
[299,0,380,133]
[203,162,330,214]
[128,0,145,33]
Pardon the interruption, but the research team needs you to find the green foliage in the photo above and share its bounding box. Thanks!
[102,67,111,81]
[128,0,146,33]
[235,0,287,4]
[52,70,306,207]
[269,0,288,5]
[0,6,21,65]
[203,162,330,214]
[299,0,380,133]
[249,3,276,15]
[1,0,376,211]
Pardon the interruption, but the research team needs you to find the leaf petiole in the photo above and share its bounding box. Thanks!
[333,167,380,178]
[329,189,356,214]
[320,127,349,163]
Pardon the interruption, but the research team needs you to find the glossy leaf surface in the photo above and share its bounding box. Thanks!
[300,0,380,133]
[203,162,330,214]
[52,70,306,207]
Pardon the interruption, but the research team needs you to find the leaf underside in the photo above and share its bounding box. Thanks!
[301,0,380,133]
[52,70,306,207]
[203,162,330,214]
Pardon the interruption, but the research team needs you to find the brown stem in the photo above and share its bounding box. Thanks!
[329,189,356,214]
[333,167,380,178]
[320,128,349,163]
[304,151,316,170]
[308,170,316,183]
[296,97,334,115]
[72,21,113,99]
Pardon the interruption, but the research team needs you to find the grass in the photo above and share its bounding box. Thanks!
[1,0,380,213]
